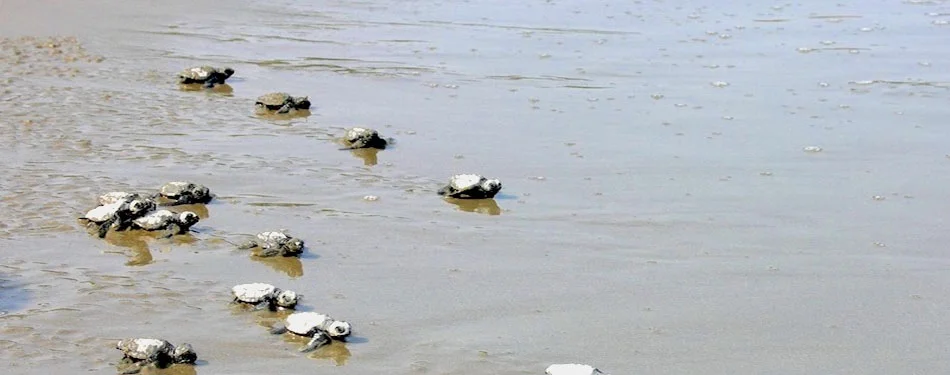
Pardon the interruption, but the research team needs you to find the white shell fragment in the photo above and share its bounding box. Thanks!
[545,364,607,375]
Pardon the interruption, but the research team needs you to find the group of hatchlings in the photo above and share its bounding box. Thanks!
[100,67,603,375]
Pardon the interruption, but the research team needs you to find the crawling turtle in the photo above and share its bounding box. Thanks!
[255,92,311,114]
[80,198,156,238]
[131,209,200,236]
[545,364,607,375]
[238,231,305,257]
[178,66,235,88]
[115,338,197,374]
[341,127,389,149]
[437,174,503,199]
[270,312,352,352]
[231,282,299,311]
[157,181,213,205]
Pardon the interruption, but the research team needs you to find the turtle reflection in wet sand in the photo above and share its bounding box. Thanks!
[255,92,311,115]
[238,231,305,257]
[177,65,234,88]
[444,197,502,215]
[115,338,197,374]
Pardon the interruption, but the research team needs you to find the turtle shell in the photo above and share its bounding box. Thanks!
[159,181,194,198]
[256,92,293,107]
[257,231,291,243]
[98,192,142,206]
[232,283,277,303]
[117,338,173,361]
[83,201,126,223]
[179,66,217,82]
[132,210,177,231]
[448,174,484,192]
[284,312,333,336]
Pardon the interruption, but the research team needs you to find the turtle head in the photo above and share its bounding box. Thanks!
[286,238,305,253]
[293,96,311,110]
[191,184,211,203]
[275,290,299,309]
[178,212,200,228]
[171,343,197,364]
[326,320,352,339]
[222,68,235,79]
[128,199,155,215]
[479,178,502,197]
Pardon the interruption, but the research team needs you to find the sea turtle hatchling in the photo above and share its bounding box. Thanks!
[131,209,200,236]
[157,181,213,206]
[341,127,389,149]
[177,65,235,88]
[238,231,305,257]
[115,338,197,374]
[80,198,157,238]
[255,92,312,114]
[269,312,352,352]
[231,282,299,311]
[437,174,503,199]
[545,364,608,375]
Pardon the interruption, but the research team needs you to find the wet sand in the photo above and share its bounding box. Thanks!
[2,0,950,374]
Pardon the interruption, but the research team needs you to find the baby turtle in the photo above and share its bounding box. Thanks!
[255,92,311,114]
[131,209,200,236]
[115,338,197,374]
[80,198,156,238]
[270,312,352,352]
[437,174,503,199]
[545,364,607,375]
[342,127,388,149]
[157,181,213,205]
[231,282,299,311]
[178,65,235,88]
[238,231,305,257]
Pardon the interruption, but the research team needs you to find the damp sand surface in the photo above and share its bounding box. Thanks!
[2,0,950,374]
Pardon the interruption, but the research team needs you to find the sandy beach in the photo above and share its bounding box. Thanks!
[1,0,949,374]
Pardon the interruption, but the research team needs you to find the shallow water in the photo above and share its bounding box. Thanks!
[2,0,950,374]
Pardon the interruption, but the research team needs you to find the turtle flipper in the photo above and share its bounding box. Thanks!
[256,247,281,258]
[156,224,183,239]
[237,240,258,250]
[203,77,217,88]
[97,217,116,238]
[252,300,269,311]
[276,103,292,114]
[436,186,454,197]
[299,332,331,353]
[117,360,145,375]
[269,323,289,335]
